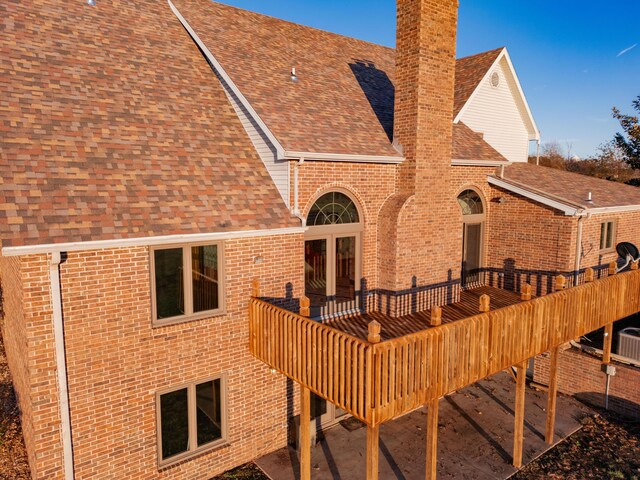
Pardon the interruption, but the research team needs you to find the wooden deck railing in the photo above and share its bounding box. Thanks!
[249,269,640,426]
[249,298,372,422]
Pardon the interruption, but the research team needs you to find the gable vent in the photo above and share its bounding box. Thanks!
[490,71,500,88]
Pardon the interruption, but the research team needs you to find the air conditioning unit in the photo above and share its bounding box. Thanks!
[617,327,640,361]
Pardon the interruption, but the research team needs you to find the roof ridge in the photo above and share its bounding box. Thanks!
[206,1,504,62]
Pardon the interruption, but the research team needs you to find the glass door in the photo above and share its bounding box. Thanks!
[305,239,328,318]
[462,223,483,287]
[304,234,360,318]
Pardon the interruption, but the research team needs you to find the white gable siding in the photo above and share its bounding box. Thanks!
[458,59,531,163]
[214,69,290,207]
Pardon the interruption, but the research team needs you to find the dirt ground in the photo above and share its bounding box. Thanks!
[511,411,640,480]
[0,333,30,479]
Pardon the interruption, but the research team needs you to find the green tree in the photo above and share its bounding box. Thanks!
[612,96,640,168]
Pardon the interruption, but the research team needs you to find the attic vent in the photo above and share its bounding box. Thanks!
[490,71,500,88]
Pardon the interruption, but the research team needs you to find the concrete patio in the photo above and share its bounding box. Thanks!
[257,372,592,480]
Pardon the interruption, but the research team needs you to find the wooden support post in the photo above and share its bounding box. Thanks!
[603,323,613,364]
[632,260,639,271]
[430,306,442,327]
[584,267,595,283]
[545,346,559,444]
[554,275,566,292]
[479,294,490,313]
[300,386,311,480]
[368,321,381,343]
[520,283,532,301]
[609,261,617,276]
[425,398,439,480]
[252,278,260,297]
[513,361,527,468]
[300,295,311,318]
[366,424,380,480]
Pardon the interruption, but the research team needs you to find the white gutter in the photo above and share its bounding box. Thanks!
[451,159,510,167]
[293,158,304,215]
[50,252,74,480]
[1,227,305,257]
[283,151,404,164]
[587,204,640,214]
[167,0,285,158]
[488,176,585,216]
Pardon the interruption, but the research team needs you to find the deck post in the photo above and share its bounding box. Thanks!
[298,295,312,480]
[300,386,311,480]
[609,261,617,276]
[300,295,311,318]
[479,294,490,313]
[513,360,527,468]
[366,322,381,480]
[430,306,442,327]
[368,321,381,343]
[366,424,380,480]
[252,278,260,297]
[545,346,559,444]
[603,323,614,364]
[425,398,439,480]
[554,275,566,292]
[584,268,595,283]
[520,283,532,301]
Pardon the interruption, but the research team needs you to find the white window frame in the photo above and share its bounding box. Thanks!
[150,242,225,326]
[156,374,228,468]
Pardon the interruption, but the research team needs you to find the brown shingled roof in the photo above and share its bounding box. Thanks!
[0,0,298,249]
[498,163,640,210]
[173,0,505,160]
[452,124,508,162]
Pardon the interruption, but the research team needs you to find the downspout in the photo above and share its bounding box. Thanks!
[50,252,74,480]
[293,157,304,219]
[574,213,585,275]
[535,139,541,166]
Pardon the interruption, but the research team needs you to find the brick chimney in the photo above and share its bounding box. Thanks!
[378,0,461,308]
[394,0,458,193]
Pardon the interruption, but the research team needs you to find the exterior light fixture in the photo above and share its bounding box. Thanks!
[291,67,298,81]
[87,0,96,5]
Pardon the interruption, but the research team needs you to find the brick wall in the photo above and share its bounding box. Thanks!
[43,234,305,479]
[534,347,640,419]
[1,254,65,479]
[579,212,640,269]
[293,161,397,290]
[0,256,36,475]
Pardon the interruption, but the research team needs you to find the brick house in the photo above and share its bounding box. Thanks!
[1,0,639,479]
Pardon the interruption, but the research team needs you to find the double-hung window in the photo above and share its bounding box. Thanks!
[599,221,616,252]
[156,376,227,466]
[151,243,224,325]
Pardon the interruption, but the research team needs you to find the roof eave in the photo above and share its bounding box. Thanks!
[284,151,404,164]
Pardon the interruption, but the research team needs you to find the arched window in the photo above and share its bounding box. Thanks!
[307,192,360,226]
[457,189,484,216]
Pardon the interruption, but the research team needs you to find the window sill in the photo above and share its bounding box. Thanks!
[152,309,226,328]
[158,440,231,470]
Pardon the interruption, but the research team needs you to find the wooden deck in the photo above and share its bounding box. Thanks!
[324,286,524,342]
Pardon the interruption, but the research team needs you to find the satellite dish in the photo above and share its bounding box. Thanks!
[615,242,640,273]
[616,242,639,261]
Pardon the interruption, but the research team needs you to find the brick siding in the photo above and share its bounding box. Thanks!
[534,347,640,419]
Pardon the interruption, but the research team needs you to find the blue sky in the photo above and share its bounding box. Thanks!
[217,0,639,158]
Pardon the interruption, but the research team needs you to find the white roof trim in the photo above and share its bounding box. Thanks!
[168,0,285,157]
[488,176,583,216]
[454,48,540,141]
[452,159,510,167]
[1,226,306,257]
[284,151,404,164]
[588,205,640,215]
